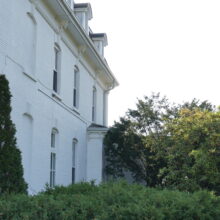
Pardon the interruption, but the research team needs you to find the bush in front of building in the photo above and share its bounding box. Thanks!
[0,75,27,194]
[0,181,219,220]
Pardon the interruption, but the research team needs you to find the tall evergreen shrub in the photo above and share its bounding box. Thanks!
[0,75,27,194]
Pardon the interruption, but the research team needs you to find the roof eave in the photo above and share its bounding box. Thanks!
[45,0,118,88]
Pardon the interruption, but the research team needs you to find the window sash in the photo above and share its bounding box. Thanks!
[54,48,59,71]
[92,106,95,122]
[54,46,60,93]
[72,143,76,168]
[50,153,56,187]
[73,69,78,108]
[50,171,55,187]
[51,132,55,148]
[92,88,96,121]
[73,88,77,107]
[50,153,56,170]
[72,167,75,184]
[74,71,77,88]
[72,141,76,184]
[53,70,58,92]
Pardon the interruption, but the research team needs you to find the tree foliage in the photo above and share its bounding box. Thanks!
[104,93,220,194]
[0,75,27,194]
[160,109,220,193]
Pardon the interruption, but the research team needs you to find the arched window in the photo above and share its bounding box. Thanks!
[92,86,97,122]
[50,152,56,187]
[53,44,61,93]
[73,65,79,108]
[26,12,37,76]
[50,128,58,187]
[72,138,78,184]
[51,128,58,148]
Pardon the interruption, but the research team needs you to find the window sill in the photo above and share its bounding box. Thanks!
[72,106,80,115]
[52,92,62,101]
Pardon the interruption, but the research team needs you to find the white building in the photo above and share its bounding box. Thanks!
[0,0,118,194]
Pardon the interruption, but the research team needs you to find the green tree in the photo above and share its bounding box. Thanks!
[0,75,27,194]
[104,93,219,192]
[160,108,220,194]
[105,94,172,186]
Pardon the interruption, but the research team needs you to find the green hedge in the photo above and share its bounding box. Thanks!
[0,181,220,220]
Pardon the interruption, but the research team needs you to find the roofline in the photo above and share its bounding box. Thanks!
[45,0,119,88]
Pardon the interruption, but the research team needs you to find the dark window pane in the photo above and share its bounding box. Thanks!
[50,153,56,187]
[53,154,56,170]
[50,171,52,187]
[55,48,59,70]
[92,106,95,121]
[72,167,75,184]
[53,70,58,92]
[73,89,76,107]
[50,153,53,169]
[51,132,55,148]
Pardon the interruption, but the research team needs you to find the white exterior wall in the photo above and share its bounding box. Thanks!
[0,0,115,193]
[87,133,104,183]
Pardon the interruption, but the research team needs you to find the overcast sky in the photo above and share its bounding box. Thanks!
[77,0,220,125]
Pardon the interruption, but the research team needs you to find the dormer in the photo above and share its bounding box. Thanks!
[89,33,108,57]
[74,3,93,34]
[65,0,74,10]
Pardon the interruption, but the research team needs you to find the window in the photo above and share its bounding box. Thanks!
[92,87,97,122]
[51,131,55,148]
[51,129,58,148]
[72,139,77,184]
[50,153,56,187]
[73,66,79,108]
[50,128,58,187]
[26,13,37,76]
[53,45,61,93]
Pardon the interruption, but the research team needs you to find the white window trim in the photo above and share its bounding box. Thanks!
[50,152,56,187]
[73,65,79,109]
[50,128,58,187]
[51,128,58,148]
[92,86,97,122]
[72,139,78,184]
[53,44,61,94]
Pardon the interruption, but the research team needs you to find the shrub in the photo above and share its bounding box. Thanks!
[0,181,219,219]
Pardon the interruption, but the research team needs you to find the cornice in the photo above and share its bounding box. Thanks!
[41,0,119,90]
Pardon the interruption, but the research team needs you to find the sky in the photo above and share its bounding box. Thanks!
[76,0,220,125]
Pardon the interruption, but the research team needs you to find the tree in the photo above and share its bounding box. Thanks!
[104,93,219,193]
[160,108,220,194]
[0,75,27,194]
[105,94,172,186]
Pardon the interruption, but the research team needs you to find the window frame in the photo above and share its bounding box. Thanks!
[50,128,58,187]
[51,131,55,148]
[92,86,97,122]
[51,129,58,148]
[50,152,56,187]
[72,139,77,184]
[73,65,79,109]
[53,44,61,93]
